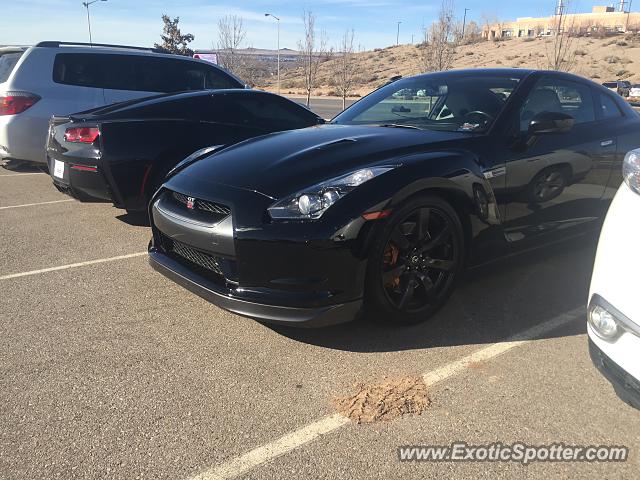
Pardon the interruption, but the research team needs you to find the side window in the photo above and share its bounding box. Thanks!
[203,68,242,89]
[54,54,242,93]
[53,53,107,88]
[230,95,318,129]
[599,93,624,119]
[520,77,596,131]
[202,94,318,129]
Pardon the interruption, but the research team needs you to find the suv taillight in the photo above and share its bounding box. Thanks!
[0,92,40,115]
[64,127,100,144]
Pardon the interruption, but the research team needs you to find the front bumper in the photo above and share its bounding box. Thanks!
[589,338,640,409]
[149,246,362,327]
[147,182,371,327]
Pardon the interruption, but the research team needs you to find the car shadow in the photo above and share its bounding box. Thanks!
[268,234,597,352]
[115,211,150,227]
[1,159,47,173]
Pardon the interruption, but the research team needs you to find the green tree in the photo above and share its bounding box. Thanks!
[154,14,195,56]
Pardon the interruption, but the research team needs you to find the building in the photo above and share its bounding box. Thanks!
[483,2,640,39]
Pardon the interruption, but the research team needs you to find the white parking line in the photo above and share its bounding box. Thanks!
[0,252,148,280]
[189,306,584,480]
[0,199,74,210]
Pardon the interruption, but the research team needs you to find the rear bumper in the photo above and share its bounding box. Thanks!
[0,113,49,164]
[148,245,362,327]
[47,155,112,203]
[589,338,640,409]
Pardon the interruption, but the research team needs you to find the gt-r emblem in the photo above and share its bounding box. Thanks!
[186,196,196,209]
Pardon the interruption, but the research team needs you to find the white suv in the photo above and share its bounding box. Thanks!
[588,148,640,409]
[0,41,244,165]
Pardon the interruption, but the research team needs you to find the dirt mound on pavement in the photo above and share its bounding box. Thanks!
[333,376,430,424]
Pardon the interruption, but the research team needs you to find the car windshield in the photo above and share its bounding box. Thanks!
[603,82,618,88]
[333,73,522,132]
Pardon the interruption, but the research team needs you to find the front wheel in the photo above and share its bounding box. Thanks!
[364,195,465,326]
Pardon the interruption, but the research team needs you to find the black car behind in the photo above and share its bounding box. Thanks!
[148,69,640,327]
[46,90,323,213]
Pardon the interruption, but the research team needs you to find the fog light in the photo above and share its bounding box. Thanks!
[589,305,619,340]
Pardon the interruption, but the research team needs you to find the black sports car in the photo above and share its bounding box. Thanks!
[148,69,639,327]
[46,90,323,213]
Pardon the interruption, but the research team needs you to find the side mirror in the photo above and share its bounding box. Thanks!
[528,111,574,135]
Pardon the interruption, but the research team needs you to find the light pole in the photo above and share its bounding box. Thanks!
[82,0,107,46]
[265,13,281,95]
[396,21,402,45]
[462,8,470,39]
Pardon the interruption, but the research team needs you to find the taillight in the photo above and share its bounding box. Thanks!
[0,92,40,115]
[64,127,100,144]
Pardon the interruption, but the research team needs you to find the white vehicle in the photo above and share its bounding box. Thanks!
[588,148,640,409]
[628,84,640,99]
[0,41,244,165]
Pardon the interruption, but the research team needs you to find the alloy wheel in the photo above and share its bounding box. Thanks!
[381,206,459,313]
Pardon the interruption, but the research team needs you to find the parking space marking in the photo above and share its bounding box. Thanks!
[0,199,74,210]
[189,306,584,480]
[0,252,147,280]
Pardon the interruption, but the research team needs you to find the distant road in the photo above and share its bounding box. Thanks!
[285,96,357,120]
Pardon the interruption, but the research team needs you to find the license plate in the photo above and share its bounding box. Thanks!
[53,159,64,179]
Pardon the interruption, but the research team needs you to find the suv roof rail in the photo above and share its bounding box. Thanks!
[35,41,163,53]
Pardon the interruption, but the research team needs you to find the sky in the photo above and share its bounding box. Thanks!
[1,0,599,51]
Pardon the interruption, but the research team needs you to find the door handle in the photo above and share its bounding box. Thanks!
[600,139,615,147]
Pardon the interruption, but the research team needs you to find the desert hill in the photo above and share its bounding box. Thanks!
[259,34,640,97]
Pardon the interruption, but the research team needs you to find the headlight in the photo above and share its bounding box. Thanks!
[268,167,395,220]
[588,304,619,340]
[623,149,640,195]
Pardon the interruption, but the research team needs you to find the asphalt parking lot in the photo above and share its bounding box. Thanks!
[1,163,640,480]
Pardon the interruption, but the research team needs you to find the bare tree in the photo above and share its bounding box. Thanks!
[297,10,329,106]
[331,30,361,110]
[545,9,578,71]
[423,0,457,72]
[217,15,246,76]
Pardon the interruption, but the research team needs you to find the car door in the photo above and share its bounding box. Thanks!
[596,90,633,202]
[499,75,612,243]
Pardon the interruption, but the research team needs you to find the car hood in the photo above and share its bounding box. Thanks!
[174,124,471,199]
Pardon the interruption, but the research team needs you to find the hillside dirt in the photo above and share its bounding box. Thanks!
[260,34,640,97]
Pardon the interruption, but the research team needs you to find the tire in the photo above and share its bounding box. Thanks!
[364,194,465,326]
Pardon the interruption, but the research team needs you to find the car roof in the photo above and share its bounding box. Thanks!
[403,68,535,82]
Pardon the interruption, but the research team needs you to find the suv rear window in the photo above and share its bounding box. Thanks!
[0,52,23,83]
[602,82,618,88]
[52,53,241,92]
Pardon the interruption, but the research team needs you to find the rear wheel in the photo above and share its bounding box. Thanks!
[364,195,464,325]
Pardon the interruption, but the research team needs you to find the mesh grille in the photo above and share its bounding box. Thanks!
[169,238,224,277]
[172,191,231,217]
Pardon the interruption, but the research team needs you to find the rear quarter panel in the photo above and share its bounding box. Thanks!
[100,119,270,210]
